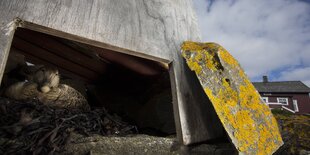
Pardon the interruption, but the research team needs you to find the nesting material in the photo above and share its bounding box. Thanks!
[0,97,137,154]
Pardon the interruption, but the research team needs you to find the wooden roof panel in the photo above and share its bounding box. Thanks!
[11,28,167,83]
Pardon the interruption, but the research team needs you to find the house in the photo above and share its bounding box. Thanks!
[253,76,310,114]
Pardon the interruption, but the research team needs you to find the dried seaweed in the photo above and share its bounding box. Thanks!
[0,97,137,154]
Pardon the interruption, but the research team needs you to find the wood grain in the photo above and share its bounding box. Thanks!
[15,28,107,73]
[12,37,99,81]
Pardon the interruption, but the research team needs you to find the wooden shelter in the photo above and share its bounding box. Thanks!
[0,0,223,146]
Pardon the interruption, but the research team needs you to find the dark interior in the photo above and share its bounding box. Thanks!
[0,28,176,136]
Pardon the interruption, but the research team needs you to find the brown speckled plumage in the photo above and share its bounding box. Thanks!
[38,84,90,111]
[5,65,90,111]
[5,81,39,100]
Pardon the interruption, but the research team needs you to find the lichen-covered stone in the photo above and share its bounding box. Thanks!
[181,41,283,154]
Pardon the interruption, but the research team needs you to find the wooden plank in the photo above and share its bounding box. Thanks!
[21,21,171,64]
[56,38,111,64]
[15,28,107,73]
[90,46,166,76]
[0,19,20,85]
[12,36,99,81]
[10,47,91,83]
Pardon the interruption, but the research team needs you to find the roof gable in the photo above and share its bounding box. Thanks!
[253,81,310,93]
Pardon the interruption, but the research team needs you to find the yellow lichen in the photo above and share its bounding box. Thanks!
[182,41,283,155]
[234,111,257,151]
[219,48,239,67]
[185,59,202,74]
[181,41,205,51]
[204,51,218,71]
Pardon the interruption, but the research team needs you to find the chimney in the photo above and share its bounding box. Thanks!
[263,76,268,83]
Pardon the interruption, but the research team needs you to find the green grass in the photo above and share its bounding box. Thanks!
[271,109,293,116]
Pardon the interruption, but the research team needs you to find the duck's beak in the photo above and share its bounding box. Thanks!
[38,84,51,93]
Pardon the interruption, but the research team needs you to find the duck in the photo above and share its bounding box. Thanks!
[5,65,90,111]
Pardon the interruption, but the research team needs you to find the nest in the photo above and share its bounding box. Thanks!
[0,97,137,154]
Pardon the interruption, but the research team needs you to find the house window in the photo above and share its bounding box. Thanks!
[262,97,268,103]
[293,100,299,112]
[277,97,288,105]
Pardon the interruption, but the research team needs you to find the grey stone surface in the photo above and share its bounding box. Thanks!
[63,133,237,155]
[64,134,177,155]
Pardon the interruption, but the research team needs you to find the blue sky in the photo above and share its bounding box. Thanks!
[193,0,310,86]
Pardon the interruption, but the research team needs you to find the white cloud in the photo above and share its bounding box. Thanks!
[277,67,310,86]
[193,0,310,86]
